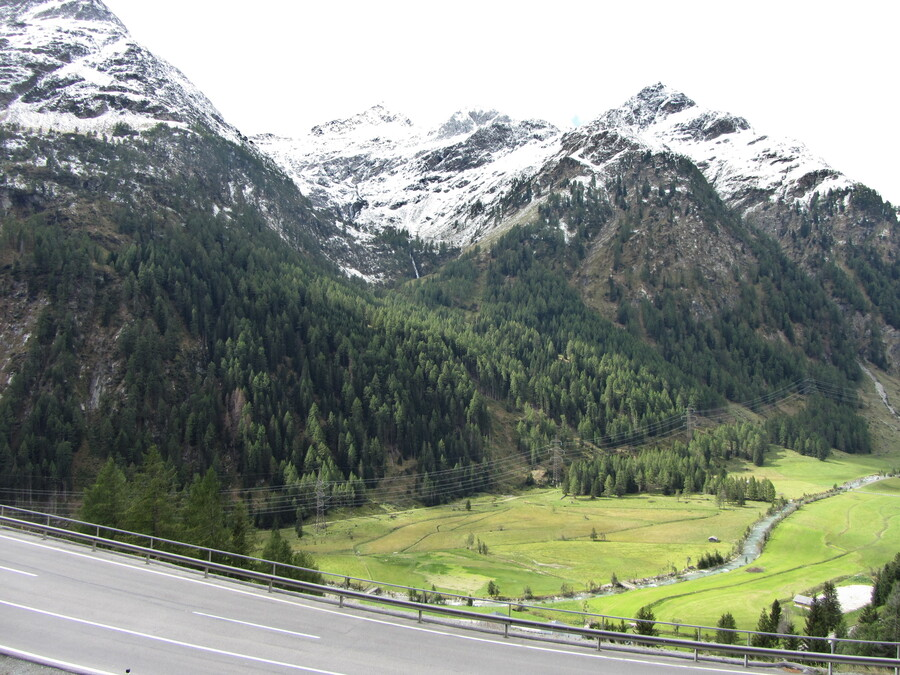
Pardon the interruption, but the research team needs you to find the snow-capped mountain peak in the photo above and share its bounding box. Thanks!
[1,0,123,24]
[0,0,239,141]
[254,81,863,269]
[309,104,416,140]
[572,83,851,209]
[598,82,697,130]
[432,109,510,139]
[254,107,560,247]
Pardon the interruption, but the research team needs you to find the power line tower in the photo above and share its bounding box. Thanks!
[551,437,564,487]
[314,472,327,534]
[802,378,814,396]
[686,407,693,442]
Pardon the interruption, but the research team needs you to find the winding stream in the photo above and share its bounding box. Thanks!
[605,473,889,595]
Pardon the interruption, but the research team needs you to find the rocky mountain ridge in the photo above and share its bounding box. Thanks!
[256,82,887,276]
[253,106,560,250]
[0,0,239,141]
[567,83,855,210]
[2,2,893,286]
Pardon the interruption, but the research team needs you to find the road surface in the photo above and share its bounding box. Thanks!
[0,529,777,674]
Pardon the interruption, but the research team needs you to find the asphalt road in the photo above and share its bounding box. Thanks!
[0,529,773,674]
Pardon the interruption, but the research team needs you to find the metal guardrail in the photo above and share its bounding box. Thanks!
[2,506,898,674]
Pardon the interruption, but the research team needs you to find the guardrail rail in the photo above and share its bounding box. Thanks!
[2,505,898,674]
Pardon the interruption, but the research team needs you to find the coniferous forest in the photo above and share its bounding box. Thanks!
[0,120,891,535]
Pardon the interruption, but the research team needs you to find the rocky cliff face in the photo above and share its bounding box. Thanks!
[253,106,560,249]
[259,82,895,283]
[0,0,241,141]
[586,84,897,269]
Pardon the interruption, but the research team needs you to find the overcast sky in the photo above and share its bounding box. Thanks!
[103,0,898,204]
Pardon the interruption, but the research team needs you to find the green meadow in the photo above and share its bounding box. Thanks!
[731,447,898,499]
[290,449,896,605]
[561,477,900,629]
[278,382,900,628]
[292,489,758,598]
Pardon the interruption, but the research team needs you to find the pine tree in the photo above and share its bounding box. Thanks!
[716,612,737,644]
[818,582,845,637]
[80,457,127,531]
[634,605,657,636]
[228,498,253,562]
[260,527,294,567]
[751,599,781,647]
[124,445,178,540]
[258,527,322,584]
[604,474,615,497]
[182,468,229,551]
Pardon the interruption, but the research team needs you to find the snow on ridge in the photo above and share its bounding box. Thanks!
[649,104,853,206]
[309,104,418,141]
[595,84,854,207]
[254,108,562,246]
[0,0,242,143]
[256,82,860,270]
[596,82,698,131]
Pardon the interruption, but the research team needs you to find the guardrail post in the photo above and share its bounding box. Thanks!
[895,645,899,675]
[693,647,698,662]
[339,594,344,608]
[743,654,748,668]
[597,637,602,651]
[418,609,423,623]
[504,623,509,638]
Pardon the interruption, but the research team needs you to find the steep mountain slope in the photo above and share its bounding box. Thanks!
[0,0,893,518]
[585,85,898,266]
[0,0,396,269]
[261,88,897,346]
[0,0,548,508]
[585,83,854,209]
[0,0,357,499]
[537,85,898,368]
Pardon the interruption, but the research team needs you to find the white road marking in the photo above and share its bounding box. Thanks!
[0,644,118,675]
[0,564,37,577]
[0,599,344,674]
[194,611,320,640]
[1,532,761,674]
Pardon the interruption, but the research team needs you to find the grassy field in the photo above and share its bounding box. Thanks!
[273,369,900,627]
[729,447,898,499]
[285,448,896,602]
[549,477,900,629]
[287,489,760,598]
